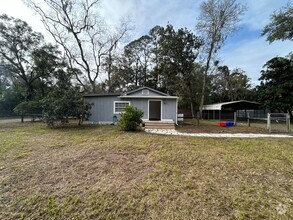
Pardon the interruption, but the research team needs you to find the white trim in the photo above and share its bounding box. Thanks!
[83,121,113,125]
[113,101,130,114]
[120,96,178,99]
[202,100,260,110]
[126,86,168,96]
[98,121,113,125]
[148,99,162,121]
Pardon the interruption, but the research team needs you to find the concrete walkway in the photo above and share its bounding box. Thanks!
[145,129,293,138]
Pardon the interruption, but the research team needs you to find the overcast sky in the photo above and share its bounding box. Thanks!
[1,0,292,85]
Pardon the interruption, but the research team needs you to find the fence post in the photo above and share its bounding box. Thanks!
[197,112,200,126]
[267,113,271,133]
[286,113,290,133]
[247,112,250,127]
[234,112,237,126]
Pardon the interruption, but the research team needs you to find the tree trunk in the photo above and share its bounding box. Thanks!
[288,109,293,119]
[199,40,215,119]
[190,102,194,119]
[25,84,34,101]
[107,51,113,92]
[199,73,206,119]
[91,81,96,93]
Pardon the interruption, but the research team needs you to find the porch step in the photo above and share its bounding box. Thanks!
[144,121,176,130]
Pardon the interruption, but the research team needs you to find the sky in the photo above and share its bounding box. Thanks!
[0,0,292,86]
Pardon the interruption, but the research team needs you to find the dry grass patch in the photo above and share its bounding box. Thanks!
[0,122,292,219]
[177,119,270,134]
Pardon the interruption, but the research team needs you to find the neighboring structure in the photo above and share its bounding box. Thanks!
[84,87,178,126]
[202,100,267,120]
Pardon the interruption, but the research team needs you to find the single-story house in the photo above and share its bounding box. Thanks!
[202,100,267,120]
[84,87,178,126]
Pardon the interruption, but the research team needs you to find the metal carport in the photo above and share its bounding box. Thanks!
[202,100,262,120]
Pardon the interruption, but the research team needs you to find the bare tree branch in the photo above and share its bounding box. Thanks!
[196,0,246,118]
[25,0,130,92]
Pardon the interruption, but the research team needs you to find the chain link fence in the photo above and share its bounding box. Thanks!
[247,113,291,134]
[268,113,291,133]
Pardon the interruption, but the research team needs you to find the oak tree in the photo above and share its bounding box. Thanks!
[262,3,293,42]
[257,54,293,117]
[0,14,61,101]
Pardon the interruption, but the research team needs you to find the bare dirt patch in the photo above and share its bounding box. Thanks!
[1,143,152,200]
[0,124,154,219]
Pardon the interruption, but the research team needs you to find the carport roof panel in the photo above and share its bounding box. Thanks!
[202,100,261,110]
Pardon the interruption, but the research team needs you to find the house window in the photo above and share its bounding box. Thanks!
[142,89,149,95]
[114,101,130,114]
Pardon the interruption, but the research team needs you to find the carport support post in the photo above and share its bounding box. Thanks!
[286,113,290,133]
[234,112,237,126]
[247,112,250,127]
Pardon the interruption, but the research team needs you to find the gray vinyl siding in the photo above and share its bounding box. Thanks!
[131,98,177,121]
[162,99,177,121]
[85,96,120,123]
[127,99,148,119]
[118,98,177,121]
[84,95,177,123]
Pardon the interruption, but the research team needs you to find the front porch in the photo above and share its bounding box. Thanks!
[143,120,176,130]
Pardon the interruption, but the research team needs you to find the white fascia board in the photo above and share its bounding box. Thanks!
[119,96,178,99]
[202,104,222,110]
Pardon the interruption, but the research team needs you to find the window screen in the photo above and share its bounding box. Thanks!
[114,101,130,113]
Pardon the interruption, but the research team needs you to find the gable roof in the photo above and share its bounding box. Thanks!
[83,93,121,97]
[125,86,168,96]
[83,86,177,98]
[203,100,261,110]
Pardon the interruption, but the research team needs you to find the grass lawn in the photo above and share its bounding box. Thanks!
[0,122,292,219]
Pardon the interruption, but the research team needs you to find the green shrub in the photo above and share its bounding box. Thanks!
[13,101,42,115]
[118,105,144,131]
[42,88,91,127]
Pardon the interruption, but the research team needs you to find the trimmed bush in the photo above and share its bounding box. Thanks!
[118,105,144,131]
